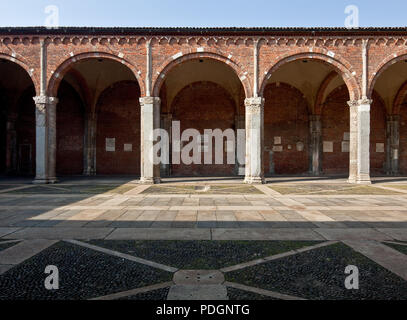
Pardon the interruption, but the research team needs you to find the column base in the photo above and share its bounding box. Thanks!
[356,174,371,185]
[47,177,59,184]
[139,177,161,185]
[244,176,265,184]
[348,175,371,185]
[32,178,58,184]
[83,166,97,176]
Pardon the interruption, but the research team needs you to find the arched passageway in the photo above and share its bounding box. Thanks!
[0,59,36,176]
[52,57,141,176]
[158,58,245,177]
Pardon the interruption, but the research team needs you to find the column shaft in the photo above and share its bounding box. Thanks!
[309,115,322,175]
[244,97,265,184]
[140,97,161,184]
[348,99,372,184]
[83,112,97,176]
[5,118,17,174]
[160,113,172,177]
[386,115,400,175]
[33,96,58,184]
[235,115,245,176]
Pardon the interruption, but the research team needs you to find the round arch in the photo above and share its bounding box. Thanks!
[47,52,144,97]
[259,51,360,101]
[0,52,39,96]
[393,80,407,115]
[152,52,252,98]
[368,50,407,98]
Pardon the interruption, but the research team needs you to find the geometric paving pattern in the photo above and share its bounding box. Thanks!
[1,239,406,300]
[86,240,321,270]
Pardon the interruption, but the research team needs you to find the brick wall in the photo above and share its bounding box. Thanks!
[170,81,236,176]
[370,92,387,175]
[15,87,36,175]
[400,100,407,174]
[322,86,350,175]
[56,81,85,175]
[96,81,141,175]
[263,83,309,175]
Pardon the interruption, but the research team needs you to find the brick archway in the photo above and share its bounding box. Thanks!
[393,80,407,115]
[314,71,338,115]
[152,52,252,98]
[47,52,143,97]
[368,50,407,98]
[0,52,39,96]
[259,51,360,101]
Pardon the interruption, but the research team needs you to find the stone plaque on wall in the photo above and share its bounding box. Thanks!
[296,141,304,152]
[376,143,385,153]
[274,136,281,145]
[323,141,333,153]
[343,132,350,141]
[272,145,283,152]
[124,144,133,152]
[342,141,349,153]
[106,138,115,152]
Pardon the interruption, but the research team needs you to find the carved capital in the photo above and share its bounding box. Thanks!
[359,98,373,105]
[347,100,359,108]
[33,96,59,106]
[245,97,265,114]
[139,96,161,106]
[347,98,373,108]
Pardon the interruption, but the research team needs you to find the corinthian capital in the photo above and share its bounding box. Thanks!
[347,98,373,108]
[139,96,161,106]
[33,95,59,105]
[245,97,265,114]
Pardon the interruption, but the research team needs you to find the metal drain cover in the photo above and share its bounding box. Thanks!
[173,270,224,285]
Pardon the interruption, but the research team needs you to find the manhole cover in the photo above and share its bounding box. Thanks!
[173,270,224,285]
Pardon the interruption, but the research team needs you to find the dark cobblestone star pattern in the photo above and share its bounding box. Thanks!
[87,240,321,270]
[227,287,279,300]
[0,241,172,300]
[383,242,407,255]
[225,242,407,300]
[0,241,19,252]
[116,287,170,300]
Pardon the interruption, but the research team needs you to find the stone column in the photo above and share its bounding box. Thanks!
[235,115,245,176]
[244,97,265,184]
[139,96,161,184]
[5,116,17,174]
[160,113,172,177]
[348,98,372,184]
[386,115,400,175]
[33,96,58,184]
[83,112,97,176]
[309,115,322,175]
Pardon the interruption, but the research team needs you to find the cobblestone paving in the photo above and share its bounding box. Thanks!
[225,242,407,300]
[0,241,172,300]
[86,240,320,269]
[0,179,406,300]
[226,287,279,300]
[0,239,405,300]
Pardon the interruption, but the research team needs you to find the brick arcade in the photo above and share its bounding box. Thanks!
[1,27,407,184]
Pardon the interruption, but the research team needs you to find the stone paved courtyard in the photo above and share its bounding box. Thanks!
[0,177,406,300]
